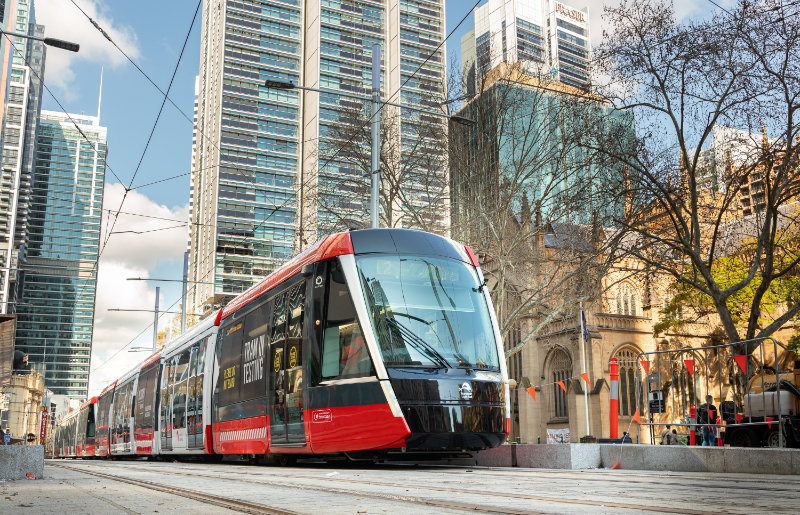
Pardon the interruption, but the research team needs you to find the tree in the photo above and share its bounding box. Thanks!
[448,61,634,358]
[301,94,449,240]
[594,0,800,352]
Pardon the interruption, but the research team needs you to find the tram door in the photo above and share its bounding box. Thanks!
[269,282,306,445]
[160,360,174,451]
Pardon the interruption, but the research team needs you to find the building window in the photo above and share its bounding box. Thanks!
[615,347,641,416]
[616,284,639,316]
[547,348,572,420]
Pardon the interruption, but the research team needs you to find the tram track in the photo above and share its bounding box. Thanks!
[446,465,800,493]
[49,463,297,515]
[53,460,723,514]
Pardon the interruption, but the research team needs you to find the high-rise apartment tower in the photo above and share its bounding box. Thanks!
[188,0,447,315]
[14,111,107,397]
[0,0,46,314]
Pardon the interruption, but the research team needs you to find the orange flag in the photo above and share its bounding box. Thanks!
[526,386,536,401]
[580,373,591,385]
[557,380,567,393]
[640,360,650,375]
[632,408,642,425]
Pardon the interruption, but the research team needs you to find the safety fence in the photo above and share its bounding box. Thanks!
[632,337,798,448]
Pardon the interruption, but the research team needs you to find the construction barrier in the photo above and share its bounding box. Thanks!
[635,337,798,448]
[610,357,619,439]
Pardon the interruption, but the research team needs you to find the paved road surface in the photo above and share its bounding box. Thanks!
[1,459,798,514]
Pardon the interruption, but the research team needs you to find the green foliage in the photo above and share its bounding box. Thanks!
[655,237,800,338]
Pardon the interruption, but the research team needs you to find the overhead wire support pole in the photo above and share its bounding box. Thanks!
[181,252,188,334]
[579,304,591,438]
[152,287,160,353]
[370,44,381,229]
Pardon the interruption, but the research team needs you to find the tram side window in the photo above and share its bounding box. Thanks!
[172,350,190,430]
[136,366,158,432]
[87,407,96,440]
[321,259,374,380]
[216,319,244,415]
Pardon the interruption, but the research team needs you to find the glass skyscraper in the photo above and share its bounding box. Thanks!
[188,0,447,316]
[462,0,591,92]
[13,111,107,397]
[0,0,46,315]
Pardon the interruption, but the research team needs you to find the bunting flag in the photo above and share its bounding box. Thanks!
[526,386,536,401]
[683,359,694,378]
[733,355,748,375]
[557,380,567,393]
[632,408,642,425]
[640,360,650,375]
[580,373,591,385]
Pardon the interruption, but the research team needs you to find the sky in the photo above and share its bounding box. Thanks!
[32,0,729,396]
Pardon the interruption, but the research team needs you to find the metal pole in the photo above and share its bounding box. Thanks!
[774,339,783,447]
[579,304,590,437]
[181,251,188,335]
[152,286,160,353]
[370,43,381,229]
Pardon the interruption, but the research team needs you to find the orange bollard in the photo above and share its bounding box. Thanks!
[716,416,723,447]
[689,404,696,446]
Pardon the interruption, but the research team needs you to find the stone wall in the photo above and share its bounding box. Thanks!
[470,443,800,475]
[0,445,44,480]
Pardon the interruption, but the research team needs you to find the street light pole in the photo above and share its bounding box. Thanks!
[152,287,159,353]
[370,44,381,229]
[0,29,80,52]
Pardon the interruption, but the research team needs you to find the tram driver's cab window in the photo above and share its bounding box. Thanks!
[321,259,374,380]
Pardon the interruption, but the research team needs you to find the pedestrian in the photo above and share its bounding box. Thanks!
[621,431,633,443]
[698,395,718,446]
[671,429,680,445]
[660,425,673,445]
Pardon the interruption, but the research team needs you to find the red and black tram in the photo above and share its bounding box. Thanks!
[54,229,509,462]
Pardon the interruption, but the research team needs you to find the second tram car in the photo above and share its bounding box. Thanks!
[54,229,509,461]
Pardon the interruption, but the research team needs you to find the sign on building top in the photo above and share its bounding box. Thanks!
[555,2,586,24]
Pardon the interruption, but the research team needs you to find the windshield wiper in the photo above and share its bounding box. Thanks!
[386,318,451,369]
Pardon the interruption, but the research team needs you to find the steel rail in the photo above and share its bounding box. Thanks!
[49,463,297,515]
[54,460,717,514]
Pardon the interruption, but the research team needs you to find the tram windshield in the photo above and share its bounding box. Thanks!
[356,255,500,370]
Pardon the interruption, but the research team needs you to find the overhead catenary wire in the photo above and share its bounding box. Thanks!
[97,0,203,264]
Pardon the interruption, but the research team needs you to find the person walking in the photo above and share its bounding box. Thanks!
[660,425,673,445]
[698,395,718,446]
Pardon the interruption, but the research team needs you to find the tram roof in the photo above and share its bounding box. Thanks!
[219,229,476,321]
[99,380,117,397]
[79,397,98,410]
[162,313,218,359]
[220,231,353,321]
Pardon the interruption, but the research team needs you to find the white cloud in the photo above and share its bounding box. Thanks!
[35,0,140,98]
[89,183,188,394]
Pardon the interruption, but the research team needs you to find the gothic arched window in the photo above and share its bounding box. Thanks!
[614,347,641,416]
[547,349,572,420]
